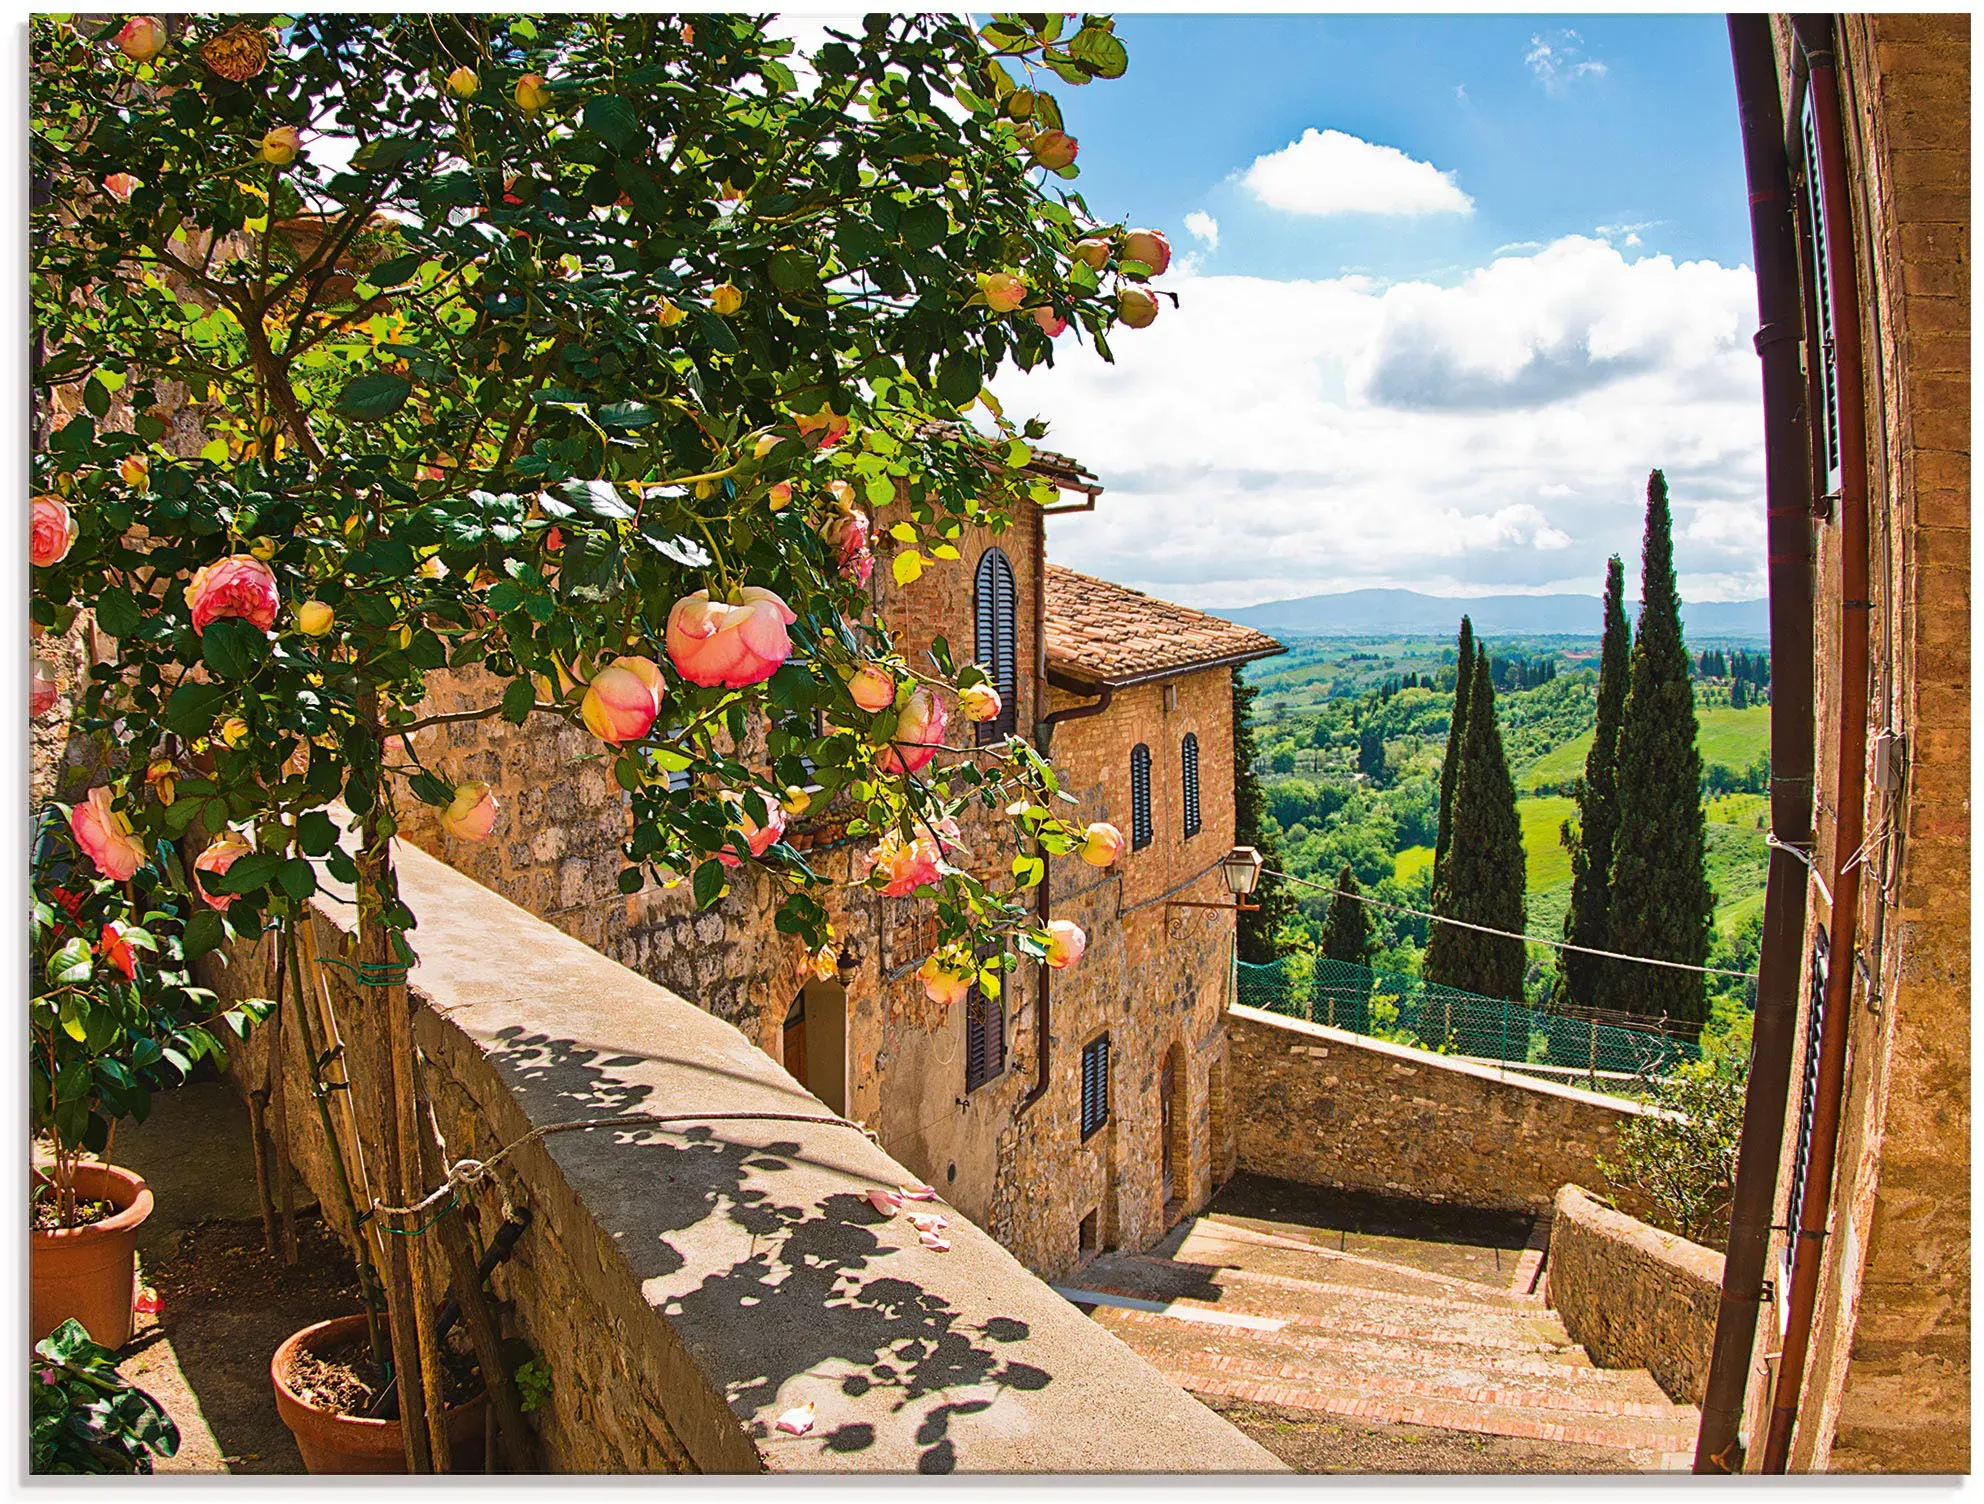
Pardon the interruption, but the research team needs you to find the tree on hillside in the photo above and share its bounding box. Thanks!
[1555,555,1631,1013]
[1234,676,1297,964]
[1357,723,1387,785]
[1602,471,1715,1036]
[1424,653,1527,1001]
[1323,864,1371,967]
[1432,615,1475,885]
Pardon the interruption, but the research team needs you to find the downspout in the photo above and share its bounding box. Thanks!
[1761,14,1873,1473]
[1693,14,1819,1472]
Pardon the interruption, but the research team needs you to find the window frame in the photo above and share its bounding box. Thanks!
[963,946,1007,1094]
[1181,731,1202,840]
[1079,1033,1111,1140]
[973,547,1020,744]
[1130,742,1153,851]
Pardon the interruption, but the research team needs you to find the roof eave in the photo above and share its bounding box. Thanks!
[1045,641,1287,695]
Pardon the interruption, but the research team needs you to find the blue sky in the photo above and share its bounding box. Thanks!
[986,14,1769,609]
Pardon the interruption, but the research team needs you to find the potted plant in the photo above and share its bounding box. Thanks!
[271,1315,490,1475]
[32,1318,181,1474]
[30,808,269,1348]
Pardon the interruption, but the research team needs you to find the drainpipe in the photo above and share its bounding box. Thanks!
[1760,14,1873,1473]
[1693,15,1819,1473]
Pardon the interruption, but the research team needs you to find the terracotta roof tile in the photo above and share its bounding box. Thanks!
[1044,566,1285,688]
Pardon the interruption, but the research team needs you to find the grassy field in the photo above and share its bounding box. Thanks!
[1520,703,1771,791]
[1519,795,1577,891]
[1394,844,1434,885]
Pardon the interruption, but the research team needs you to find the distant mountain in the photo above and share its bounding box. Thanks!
[1223,589,1770,641]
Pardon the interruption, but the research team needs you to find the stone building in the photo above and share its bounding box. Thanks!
[398,457,1283,1280]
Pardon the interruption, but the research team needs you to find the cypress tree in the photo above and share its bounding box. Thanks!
[1555,556,1631,1012]
[1602,471,1715,1035]
[1232,675,1296,964]
[1432,616,1475,885]
[1424,653,1527,1000]
[1323,864,1370,967]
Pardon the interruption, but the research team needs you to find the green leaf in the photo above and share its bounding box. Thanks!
[617,865,645,895]
[936,353,981,406]
[182,909,224,960]
[1070,26,1129,78]
[200,617,269,682]
[297,810,340,856]
[210,850,285,895]
[335,371,413,420]
[768,249,817,292]
[277,858,318,901]
[486,581,525,615]
[691,859,726,908]
[582,95,641,150]
[93,588,143,639]
[164,681,231,739]
[501,676,536,724]
[900,202,949,250]
[368,252,423,287]
[596,401,658,430]
[48,937,93,987]
[408,770,453,806]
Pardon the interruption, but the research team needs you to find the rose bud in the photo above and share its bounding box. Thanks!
[875,685,948,776]
[848,663,897,713]
[917,954,973,1008]
[1080,821,1126,868]
[260,126,301,167]
[1028,130,1078,170]
[864,830,944,897]
[579,655,665,745]
[1117,286,1159,329]
[1072,237,1112,270]
[753,433,782,459]
[544,526,564,553]
[711,282,744,316]
[248,535,279,561]
[440,781,499,842]
[780,784,812,818]
[716,788,787,868]
[665,587,795,689]
[71,786,148,882]
[820,507,871,575]
[193,830,254,911]
[655,298,688,327]
[446,65,480,98]
[958,682,1003,723]
[186,555,280,633]
[144,759,177,807]
[1031,306,1068,337]
[30,658,58,719]
[114,15,167,62]
[118,454,149,489]
[103,173,139,202]
[98,921,138,982]
[515,73,552,113]
[796,406,849,449]
[767,482,793,511]
[30,494,77,568]
[1043,918,1087,970]
[296,600,335,637]
[1122,228,1172,275]
[219,716,250,748]
[979,272,1027,313]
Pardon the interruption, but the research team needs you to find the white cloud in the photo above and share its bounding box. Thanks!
[1527,30,1609,94]
[1240,128,1474,219]
[993,236,1765,607]
[1183,211,1220,250]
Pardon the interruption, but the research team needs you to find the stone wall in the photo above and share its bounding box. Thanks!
[1225,1005,1648,1216]
[214,836,1281,1474]
[1547,1185,1723,1406]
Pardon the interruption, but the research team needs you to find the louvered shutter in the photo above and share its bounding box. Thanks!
[1182,733,1202,839]
[1781,930,1831,1303]
[1130,744,1153,850]
[1080,1034,1110,1139]
[1798,97,1844,499]
[964,984,1006,1093]
[974,549,1019,743]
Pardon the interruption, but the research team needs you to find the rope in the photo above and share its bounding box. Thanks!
[1266,867,1759,980]
[1766,832,1833,909]
[369,1109,882,1225]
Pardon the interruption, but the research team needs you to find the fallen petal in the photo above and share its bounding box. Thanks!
[899,1184,938,1202]
[776,1402,816,1436]
[907,1212,949,1233]
[918,1233,951,1253]
[134,1286,163,1316]
[865,1188,904,1216]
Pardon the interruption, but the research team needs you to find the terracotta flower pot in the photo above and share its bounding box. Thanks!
[271,1315,489,1474]
[31,1162,153,1349]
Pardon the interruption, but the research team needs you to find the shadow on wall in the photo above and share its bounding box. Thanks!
[483,1027,1051,1474]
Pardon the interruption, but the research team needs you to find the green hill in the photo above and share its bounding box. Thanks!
[1522,703,1770,791]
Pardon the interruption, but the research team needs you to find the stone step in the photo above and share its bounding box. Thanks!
[1173,1215,1538,1308]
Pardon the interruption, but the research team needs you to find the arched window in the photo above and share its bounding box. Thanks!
[974,548,1019,743]
[1181,732,1202,839]
[1130,743,1153,850]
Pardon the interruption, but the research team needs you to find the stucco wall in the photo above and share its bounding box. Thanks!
[1225,1005,1647,1216]
[1547,1185,1723,1406]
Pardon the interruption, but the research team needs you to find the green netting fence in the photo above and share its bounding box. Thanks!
[1236,956,1699,1078]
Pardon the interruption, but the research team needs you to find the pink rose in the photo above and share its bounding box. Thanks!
[1117,286,1159,329]
[863,830,944,897]
[1122,228,1172,275]
[580,655,664,745]
[192,831,253,910]
[665,587,795,689]
[440,781,499,842]
[186,555,279,633]
[1027,130,1078,170]
[30,495,76,568]
[103,173,139,201]
[98,922,138,981]
[716,788,787,868]
[30,657,58,719]
[821,508,871,573]
[848,663,897,713]
[980,272,1028,313]
[113,15,167,62]
[918,954,973,1008]
[876,685,947,776]
[70,786,147,882]
[1043,918,1086,970]
[1031,306,1068,338]
[1080,821,1125,868]
[958,683,1002,723]
[843,547,875,589]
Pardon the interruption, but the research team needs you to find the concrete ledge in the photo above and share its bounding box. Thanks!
[1226,1005,1648,1216]
[216,837,1279,1474]
[1548,1185,1723,1406]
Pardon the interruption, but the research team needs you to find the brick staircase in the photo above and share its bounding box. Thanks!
[1059,1209,1700,1471]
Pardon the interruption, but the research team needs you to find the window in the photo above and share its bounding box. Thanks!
[1129,743,1153,850]
[1079,1033,1111,1139]
[1783,929,1831,1294]
[1796,95,1844,498]
[964,983,1006,1093]
[974,548,1019,743]
[1181,732,1202,839]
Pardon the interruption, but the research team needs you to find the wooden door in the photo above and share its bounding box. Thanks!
[782,996,807,1083]
[1160,1063,1175,1201]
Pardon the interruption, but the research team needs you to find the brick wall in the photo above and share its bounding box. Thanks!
[1547,1184,1723,1406]
[1226,1005,1648,1216]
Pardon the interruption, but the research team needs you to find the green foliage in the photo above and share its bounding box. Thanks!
[32,1319,181,1474]
[1432,615,1473,883]
[1233,676,1296,962]
[1557,555,1630,1010]
[1425,654,1526,1000]
[514,1357,553,1414]
[1600,1055,1745,1247]
[1602,472,1715,1034]
[1322,865,1369,967]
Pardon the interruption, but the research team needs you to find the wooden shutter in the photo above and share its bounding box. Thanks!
[1782,929,1831,1301]
[1182,733,1202,839]
[964,985,1006,1093]
[1797,95,1844,499]
[1080,1034,1110,1139]
[974,549,1019,744]
[1130,743,1153,850]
